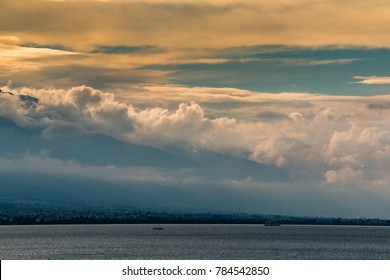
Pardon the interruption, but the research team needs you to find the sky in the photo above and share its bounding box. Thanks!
[1,0,390,218]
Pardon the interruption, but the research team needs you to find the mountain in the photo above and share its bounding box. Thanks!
[0,117,193,168]
[0,114,289,212]
[0,89,14,96]
[0,89,39,108]
[0,116,289,180]
[166,146,289,182]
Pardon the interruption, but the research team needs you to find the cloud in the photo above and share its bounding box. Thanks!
[0,35,20,44]
[2,84,390,217]
[353,76,390,85]
[42,122,90,138]
[256,111,287,121]
[91,45,161,55]
[234,57,360,66]
[1,36,389,94]
[2,84,390,190]
[367,103,390,110]
[0,152,174,184]
[325,166,364,185]
[2,0,390,51]
[20,43,74,52]
[0,42,168,89]
[2,151,390,217]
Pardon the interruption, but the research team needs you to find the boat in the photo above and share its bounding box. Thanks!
[152,227,165,230]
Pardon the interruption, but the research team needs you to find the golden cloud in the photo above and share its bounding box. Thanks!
[1,0,390,50]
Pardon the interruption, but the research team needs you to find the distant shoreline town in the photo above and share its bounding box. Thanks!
[1,201,389,226]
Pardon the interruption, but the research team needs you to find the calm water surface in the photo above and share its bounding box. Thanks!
[1,224,390,259]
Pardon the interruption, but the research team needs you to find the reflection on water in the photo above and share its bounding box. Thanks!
[1,224,390,259]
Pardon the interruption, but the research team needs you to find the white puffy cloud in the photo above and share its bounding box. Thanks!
[2,84,390,188]
[7,85,134,137]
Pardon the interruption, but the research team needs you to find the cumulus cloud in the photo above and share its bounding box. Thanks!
[2,84,390,189]
[14,86,134,136]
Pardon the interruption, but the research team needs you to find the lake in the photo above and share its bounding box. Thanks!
[1,224,390,259]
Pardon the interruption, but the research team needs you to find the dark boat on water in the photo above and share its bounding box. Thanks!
[152,227,165,230]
